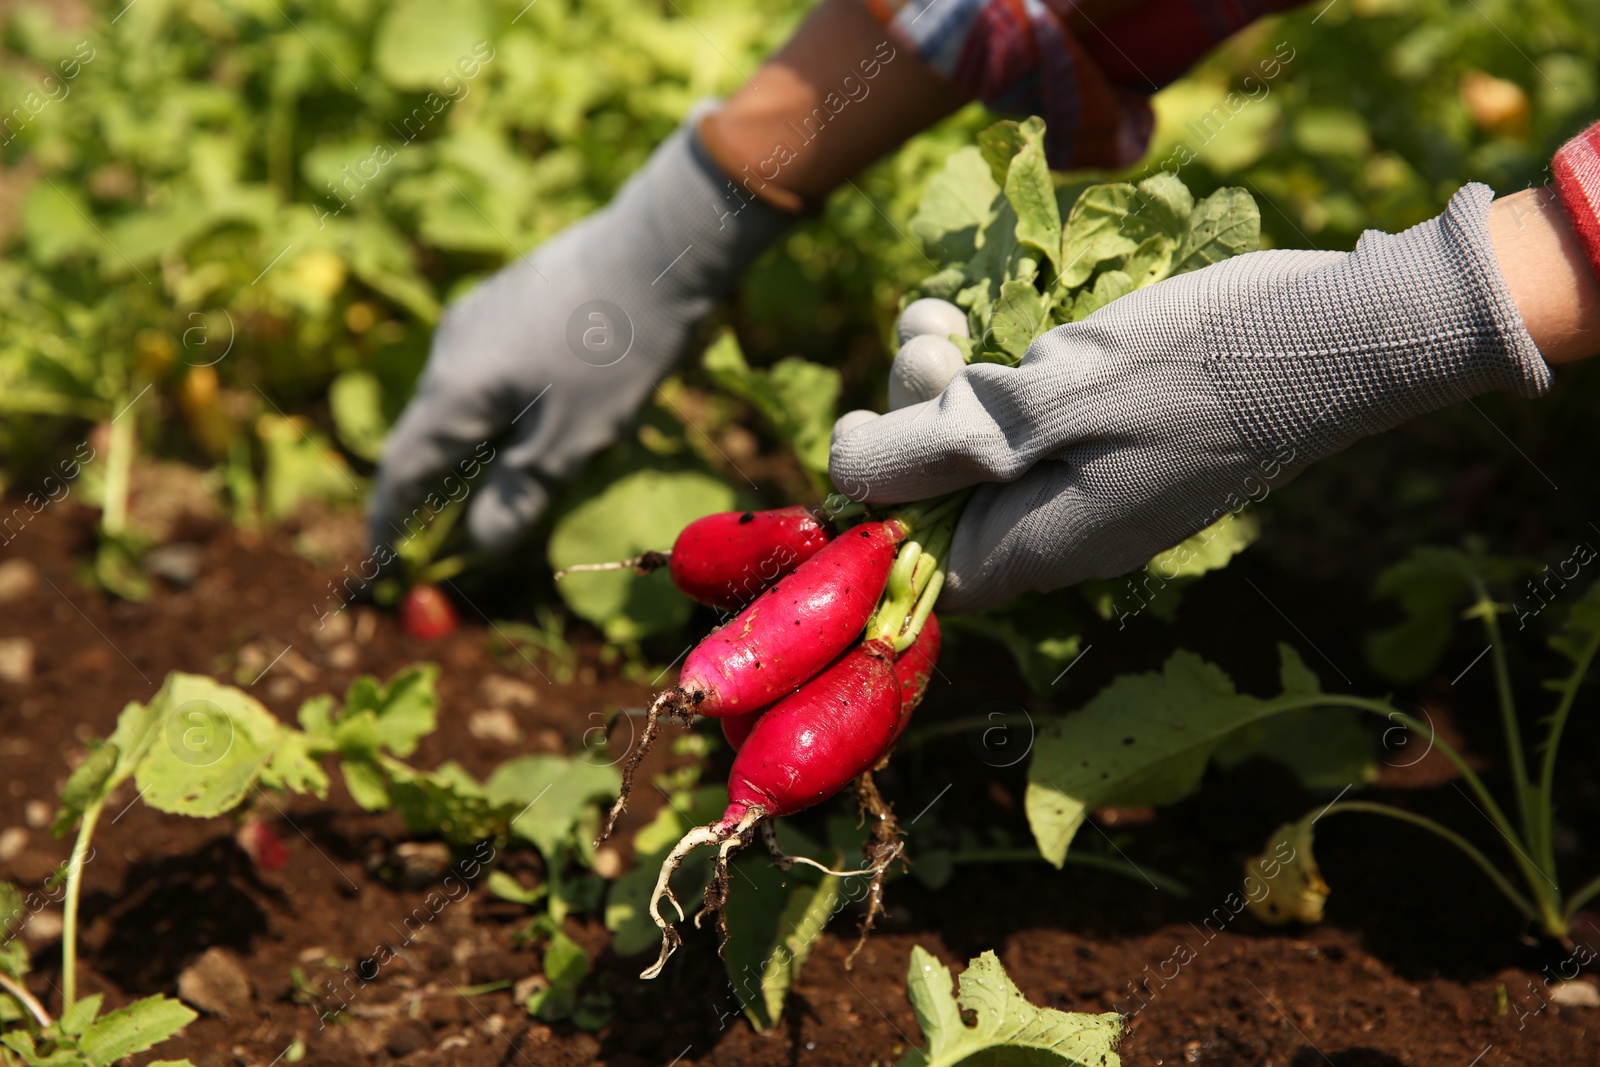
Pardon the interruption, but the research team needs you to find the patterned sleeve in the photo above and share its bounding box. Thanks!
[860,0,1308,169]
[1553,121,1600,284]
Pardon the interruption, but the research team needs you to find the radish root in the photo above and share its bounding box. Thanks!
[597,687,692,845]
[643,808,763,979]
[846,770,907,969]
[554,550,670,581]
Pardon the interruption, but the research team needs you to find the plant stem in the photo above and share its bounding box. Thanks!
[1316,800,1542,924]
[1563,871,1600,920]
[1470,586,1538,861]
[61,799,103,1011]
[0,973,52,1027]
[1538,619,1600,898]
[101,401,137,537]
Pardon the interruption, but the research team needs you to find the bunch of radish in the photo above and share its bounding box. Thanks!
[558,299,971,978]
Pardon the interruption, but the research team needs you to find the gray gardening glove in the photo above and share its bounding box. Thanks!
[369,108,792,553]
[830,184,1552,613]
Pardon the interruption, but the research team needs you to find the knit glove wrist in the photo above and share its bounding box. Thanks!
[829,183,1551,613]
[369,107,792,553]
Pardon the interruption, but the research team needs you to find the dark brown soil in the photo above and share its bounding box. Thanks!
[2,496,1597,1067]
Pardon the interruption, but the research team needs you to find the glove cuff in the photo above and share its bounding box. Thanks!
[1207,182,1552,466]
[605,103,795,306]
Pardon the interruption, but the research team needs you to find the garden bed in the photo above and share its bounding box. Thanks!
[1,498,1595,1067]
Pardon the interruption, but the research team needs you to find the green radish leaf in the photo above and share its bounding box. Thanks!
[549,468,738,642]
[909,147,1001,264]
[1363,546,1534,683]
[1148,511,1260,580]
[1173,187,1260,275]
[1212,646,1377,791]
[1026,647,1326,865]
[1,883,29,981]
[1245,817,1329,925]
[340,759,391,811]
[896,946,1122,1067]
[1003,118,1061,271]
[1120,233,1178,289]
[1067,269,1134,322]
[1550,579,1600,667]
[77,994,197,1067]
[982,278,1047,365]
[59,995,103,1037]
[702,330,839,479]
[328,370,391,462]
[484,755,621,864]
[259,731,330,799]
[52,742,121,837]
[382,760,513,846]
[1057,184,1145,290]
[131,674,284,819]
[721,822,838,1031]
[976,120,1028,187]
[521,914,609,1027]
[605,786,726,956]
[296,695,336,737]
[339,666,439,759]
[487,870,548,907]
[257,414,364,521]
[1133,173,1196,235]
[373,0,489,90]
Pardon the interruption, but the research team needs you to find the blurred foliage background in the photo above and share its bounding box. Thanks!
[0,0,1596,605]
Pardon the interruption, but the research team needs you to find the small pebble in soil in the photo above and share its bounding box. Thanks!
[0,637,35,685]
[177,946,253,1019]
[145,542,204,586]
[327,642,360,670]
[468,708,522,744]
[23,801,50,829]
[480,675,538,709]
[1550,981,1600,1008]
[23,910,62,945]
[390,841,453,885]
[0,828,26,863]
[0,560,38,602]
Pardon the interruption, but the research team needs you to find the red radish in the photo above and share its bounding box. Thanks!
[887,613,940,747]
[597,520,904,845]
[638,639,903,979]
[236,817,288,871]
[677,521,904,718]
[669,507,834,611]
[722,638,902,822]
[554,506,834,611]
[401,583,459,640]
[721,708,762,752]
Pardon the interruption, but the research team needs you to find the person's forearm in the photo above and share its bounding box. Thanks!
[1489,186,1600,366]
[699,0,971,209]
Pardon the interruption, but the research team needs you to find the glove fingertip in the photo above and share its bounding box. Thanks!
[467,472,550,555]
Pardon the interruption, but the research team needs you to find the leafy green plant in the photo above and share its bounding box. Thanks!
[1246,554,1600,939]
[0,663,623,1061]
[897,947,1122,1067]
[885,117,1263,690]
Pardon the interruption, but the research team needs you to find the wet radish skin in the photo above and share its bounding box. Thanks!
[723,639,901,822]
[679,521,904,718]
[669,506,834,611]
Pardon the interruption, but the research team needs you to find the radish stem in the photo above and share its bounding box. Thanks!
[61,797,103,1010]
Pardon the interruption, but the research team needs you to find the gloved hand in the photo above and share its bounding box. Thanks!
[829,184,1552,613]
[369,108,792,553]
